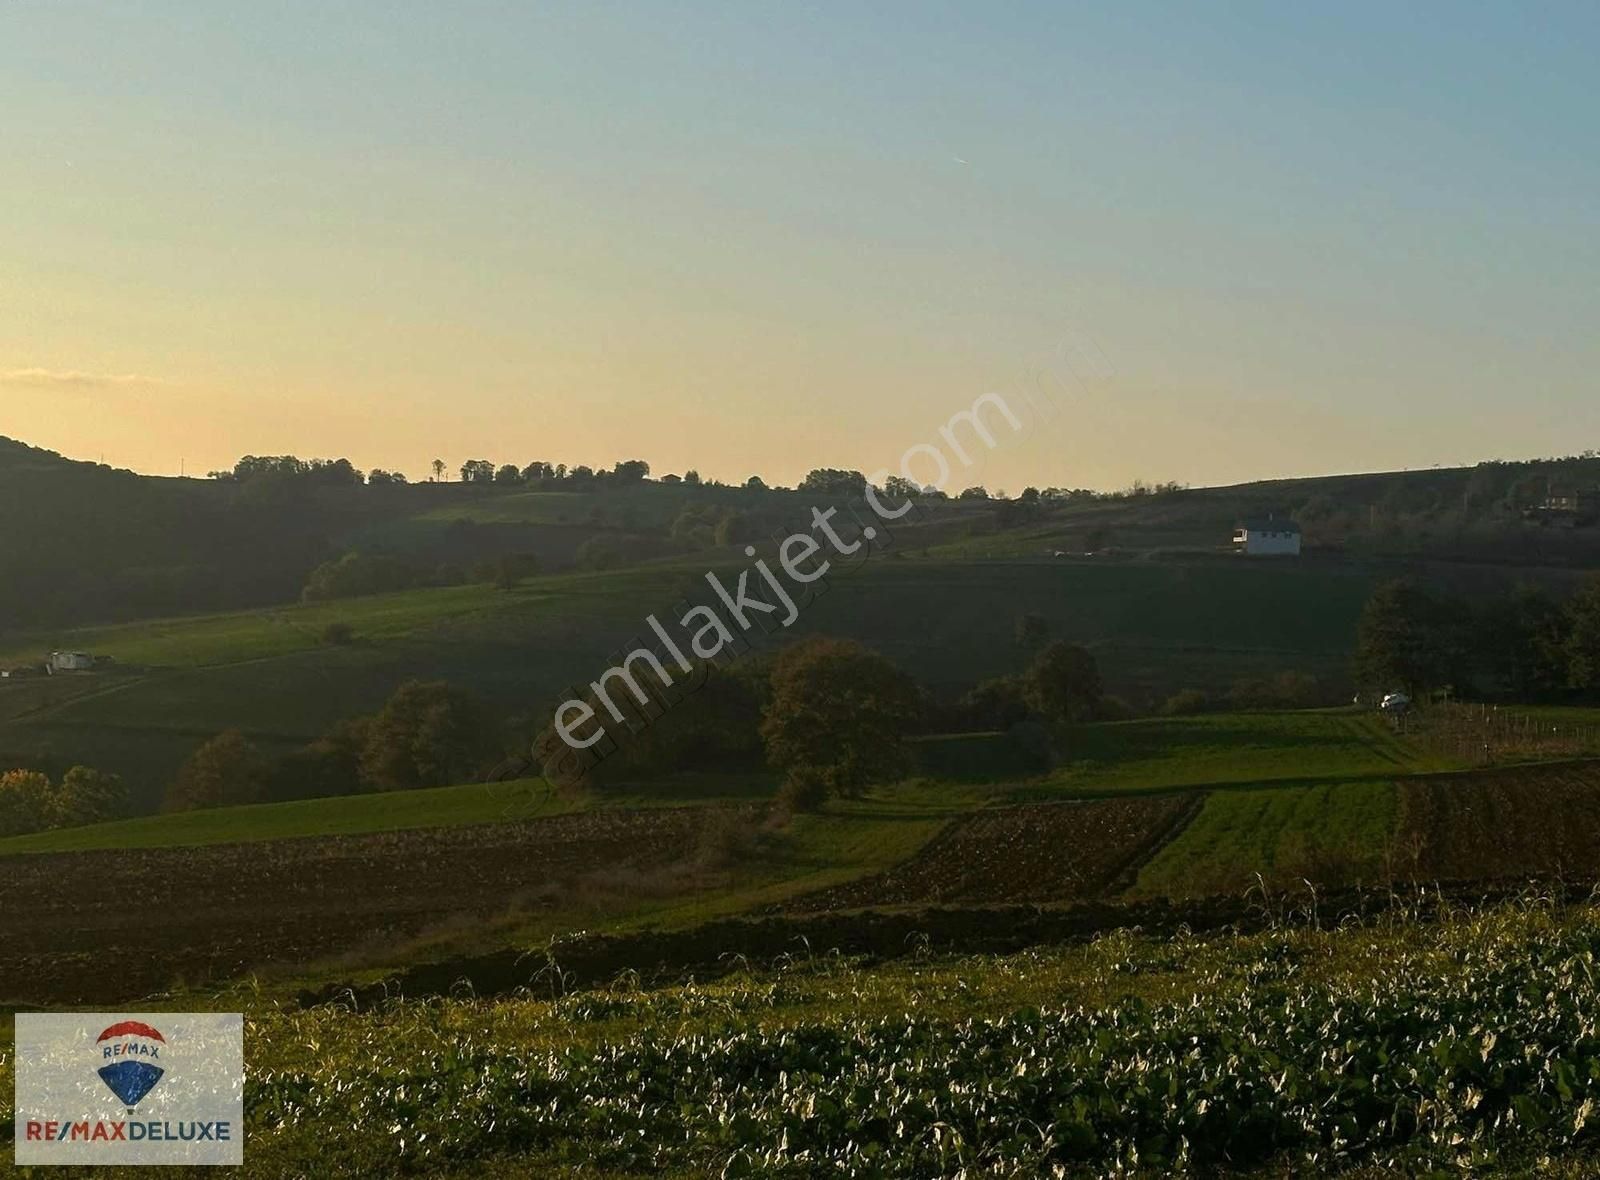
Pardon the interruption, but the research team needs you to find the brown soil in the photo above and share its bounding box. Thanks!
[783,794,1202,912]
[0,806,750,1006]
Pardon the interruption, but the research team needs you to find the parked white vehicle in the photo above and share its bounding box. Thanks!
[1379,692,1412,714]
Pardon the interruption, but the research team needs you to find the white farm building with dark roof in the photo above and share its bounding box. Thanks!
[1233,517,1302,556]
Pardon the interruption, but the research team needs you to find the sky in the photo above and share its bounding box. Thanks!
[1,1,1597,492]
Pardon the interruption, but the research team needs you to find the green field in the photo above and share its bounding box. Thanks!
[1130,779,1400,897]
[0,766,804,856]
[0,778,563,854]
[1036,709,1440,797]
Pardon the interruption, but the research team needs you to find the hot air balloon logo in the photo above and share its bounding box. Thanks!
[95,1021,166,1107]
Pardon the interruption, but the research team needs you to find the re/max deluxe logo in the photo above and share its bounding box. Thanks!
[24,1119,236,1145]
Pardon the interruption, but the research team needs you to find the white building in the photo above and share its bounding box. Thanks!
[48,651,95,672]
[1233,518,1302,557]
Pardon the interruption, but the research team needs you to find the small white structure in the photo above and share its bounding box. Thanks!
[1233,517,1302,557]
[48,651,95,672]
[1380,692,1412,715]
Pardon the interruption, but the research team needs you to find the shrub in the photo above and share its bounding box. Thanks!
[0,769,54,836]
[320,621,357,646]
[955,676,1030,730]
[1161,688,1211,716]
[575,536,626,571]
[302,552,418,602]
[775,769,830,813]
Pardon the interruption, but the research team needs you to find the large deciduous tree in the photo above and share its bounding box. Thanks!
[760,637,922,805]
[54,766,127,827]
[1353,579,1470,696]
[1023,642,1103,731]
[166,730,269,812]
[359,680,496,791]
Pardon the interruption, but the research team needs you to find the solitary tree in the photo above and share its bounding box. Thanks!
[431,458,446,482]
[54,766,127,827]
[360,680,495,791]
[166,730,269,812]
[882,475,920,503]
[760,637,922,806]
[1353,579,1469,696]
[1024,642,1103,732]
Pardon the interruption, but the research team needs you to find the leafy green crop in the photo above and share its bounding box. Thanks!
[237,904,1600,1177]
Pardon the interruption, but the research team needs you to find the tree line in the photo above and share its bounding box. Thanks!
[210,450,1162,507]
[574,632,1110,812]
[150,633,1109,821]
[163,680,498,813]
[1354,575,1600,699]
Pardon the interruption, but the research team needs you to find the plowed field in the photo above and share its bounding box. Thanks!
[785,795,1201,911]
[1398,760,1600,881]
[0,806,748,1005]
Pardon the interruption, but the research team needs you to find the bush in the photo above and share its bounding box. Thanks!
[320,621,357,646]
[1228,671,1326,710]
[1161,688,1211,716]
[1092,693,1139,722]
[0,769,54,836]
[0,766,127,834]
[775,769,830,814]
[302,552,418,602]
[955,676,1030,730]
[575,536,627,571]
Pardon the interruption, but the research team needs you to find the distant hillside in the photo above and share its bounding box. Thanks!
[4,435,1598,643]
[0,438,399,634]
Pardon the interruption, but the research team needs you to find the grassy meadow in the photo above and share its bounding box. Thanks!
[1033,709,1443,797]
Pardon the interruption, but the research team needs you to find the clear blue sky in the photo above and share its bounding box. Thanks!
[2,1,1596,490]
